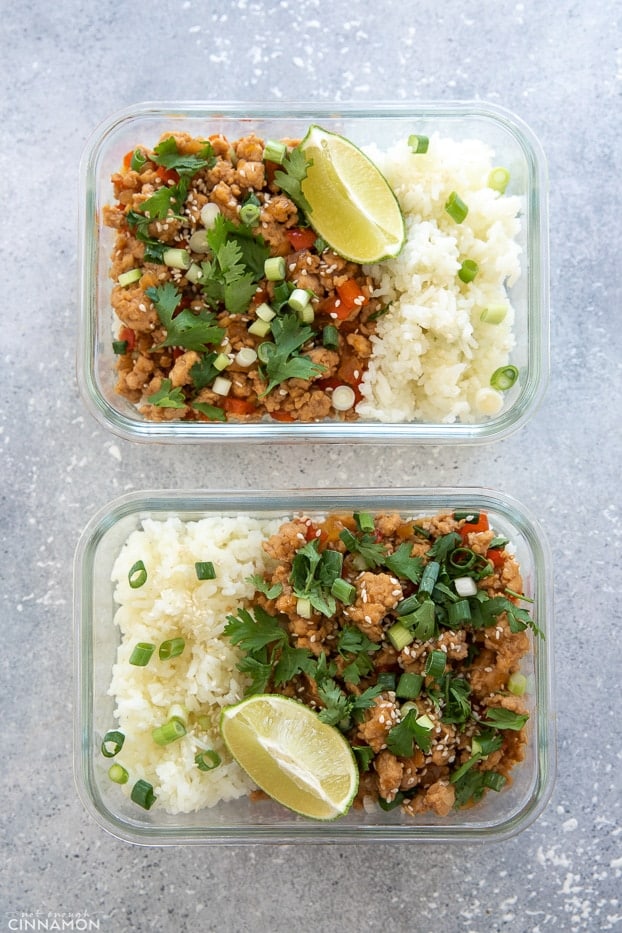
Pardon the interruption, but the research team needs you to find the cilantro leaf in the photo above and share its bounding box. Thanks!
[352,745,375,772]
[200,215,269,315]
[339,528,388,569]
[146,378,186,409]
[191,402,226,422]
[482,707,529,731]
[223,606,287,653]
[386,709,433,758]
[479,594,543,638]
[383,543,425,584]
[259,313,325,396]
[236,650,273,695]
[247,574,283,600]
[316,680,351,726]
[153,136,216,175]
[426,532,463,562]
[273,147,312,214]
[146,283,225,352]
[273,644,315,686]
[189,353,221,390]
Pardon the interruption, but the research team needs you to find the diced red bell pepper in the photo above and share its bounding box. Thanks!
[486,548,505,570]
[286,227,317,251]
[270,410,296,422]
[460,512,490,541]
[118,326,136,352]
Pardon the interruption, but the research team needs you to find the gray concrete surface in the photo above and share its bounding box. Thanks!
[1,1,620,931]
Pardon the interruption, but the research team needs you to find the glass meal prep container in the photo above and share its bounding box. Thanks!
[73,487,555,845]
[77,101,549,444]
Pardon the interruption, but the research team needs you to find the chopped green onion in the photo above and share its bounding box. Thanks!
[256,340,277,364]
[408,133,429,154]
[377,792,406,811]
[185,262,204,284]
[188,229,210,253]
[195,749,221,772]
[419,561,440,596]
[128,560,147,589]
[352,745,375,771]
[447,599,472,626]
[108,763,129,784]
[354,512,375,532]
[396,594,420,616]
[112,340,128,355]
[454,576,478,598]
[263,139,287,164]
[445,191,469,223]
[152,718,187,746]
[129,642,155,667]
[458,259,478,283]
[507,672,527,696]
[130,149,147,172]
[212,375,232,396]
[480,304,507,324]
[195,561,216,580]
[296,597,312,619]
[322,324,339,350]
[449,547,477,571]
[454,511,480,522]
[297,304,315,325]
[118,268,142,287]
[131,779,157,810]
[415,713,434,731]
[488,167,510,194]
[490,365,519,391]
[248,319,272,338]
[235,347,258,367]
[376,672,397,691]
[264,256,286,281]
[387,621,415,651]
[396,672,423,699]
[200,202,221,228]
[239,202,261,226]
[425,649,446,680]
[483,771,507,792]
[213,353,231,372]
[159,637,186,661]
[101,730,125,758]
[256,302,276,322]
[288,288,311,313]
[331,385,356,411]
[162,248,191,270]
[168,703,188,726]
[331,577,357,605]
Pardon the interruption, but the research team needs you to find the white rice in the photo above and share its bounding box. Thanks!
[108,514,282,814]
[357,135,523,424]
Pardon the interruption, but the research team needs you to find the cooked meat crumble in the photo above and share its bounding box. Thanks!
[224,509,540,817]
[104,131,384,423]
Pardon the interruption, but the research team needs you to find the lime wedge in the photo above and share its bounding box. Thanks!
[299,124,405,263]
[220,694,358,820]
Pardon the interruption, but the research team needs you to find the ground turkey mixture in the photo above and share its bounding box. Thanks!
[224,509,540,817]
[103,131,384,423]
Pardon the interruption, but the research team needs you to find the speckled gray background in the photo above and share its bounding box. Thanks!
[1,1,620,931]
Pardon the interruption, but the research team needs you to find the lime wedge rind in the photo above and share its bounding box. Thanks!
[220,694,359,821]
[299,125,405,264]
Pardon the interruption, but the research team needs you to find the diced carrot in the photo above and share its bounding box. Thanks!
[336,279,368,309]
[221,397,257,415]
[270,410,295,422]
[122,150,133,170]
[155,167,180,185]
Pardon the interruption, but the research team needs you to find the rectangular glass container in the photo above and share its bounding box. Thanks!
[74,487,555,844]
[77,101,549,444]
